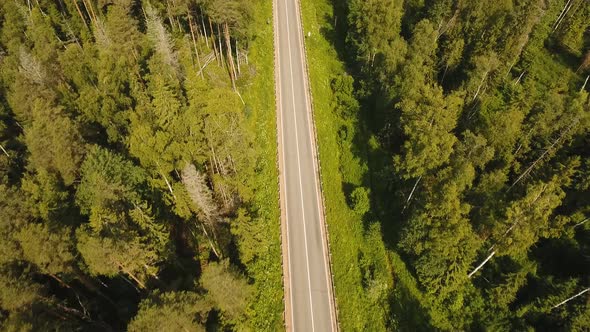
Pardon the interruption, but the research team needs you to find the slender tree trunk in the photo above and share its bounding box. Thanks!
[49,273,71,289]
[80,0,93,25]
[510,117,580,189]
[514,71,525,85]
[157,165,177,201]
[118,264,146,289]
[441,64,449,84]
[217,24,224,65]
[199,221,221,259]
[224,22,237,90]
[120,274,141,292]
[201,10,209,49]
[468,250,496,278]
[552,287,589,309]
[71,0,88,29]
[188,14,204,79]
[403,175,422,212]
[81,0,96,25]
[472,72,488,101]
[553,0,573,30]
[236,40,241,75]
[0,143,9,157]
[209,18,219,64]
[581,75,589,92]
[73,268,116,306]
[166,0,174,31]
[554,0,582,33]
[573,218,588,228]
[53,301,91,321]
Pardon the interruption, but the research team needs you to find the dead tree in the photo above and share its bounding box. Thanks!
[181,163,222,258]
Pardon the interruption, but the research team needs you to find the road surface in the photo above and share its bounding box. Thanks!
[273,0,338,331]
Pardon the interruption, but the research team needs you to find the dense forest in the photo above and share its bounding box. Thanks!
[0,0,282,330]
[330,0,589,329]
[1,0,589,330]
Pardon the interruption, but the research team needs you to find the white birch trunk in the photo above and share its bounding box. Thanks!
[581,75,589,92]
[403,176,422,212]
[0,143,9,157]
[552,287,589,309]
[468,251,496,278]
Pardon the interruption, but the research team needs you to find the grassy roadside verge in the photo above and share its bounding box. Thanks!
[237,0,283,329]
[298,0,393,330]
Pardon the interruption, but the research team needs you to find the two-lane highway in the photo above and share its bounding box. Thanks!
[273,0,338,330]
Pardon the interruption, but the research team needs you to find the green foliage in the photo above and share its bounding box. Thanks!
[0,269,40,312]
[350,186,370,215]
[21,170,69,222]
[76,225,160,288]
[0,0,281,329]
[16,223,75,276]
[347,0,406,90]
[333,0,590,329]
[24,100,85,185]
[300,0,392,329]
[128,291,211,332]
[201,261,251,325]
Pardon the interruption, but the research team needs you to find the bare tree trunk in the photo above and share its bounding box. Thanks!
[201,10,209,49]
[224,22,237,90]
[157,168,177,201]
[403,175,422,212]
[236,40,241,75]
[553,0,573,30]
[209,18,219,64]
[553,0,579,32]
[165,0,175,31]
[81,0,97,25]
[73,268,116,306]
[199,222,221,258]
[120,276,140,293]
[472,72,488,101]
[49,273,71,289]
[209,142,221,175]
[0,143,9,158]
[217,24,224,65]
[468,250,496,278]
[514,71,525,85]
[71,0,88,29]
[581,75,589,92]
[188,14,204,79]
[441,64,449,84]
[573,218,588,228]
[118,264,146,289]
[552,287,589,309]
[510,117,580,189]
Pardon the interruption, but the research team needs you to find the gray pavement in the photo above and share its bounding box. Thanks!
[273,0,338,331]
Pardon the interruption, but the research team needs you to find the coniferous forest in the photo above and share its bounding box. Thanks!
[1,0,589,331]
[0,0,283,330]
[332,0,589,329]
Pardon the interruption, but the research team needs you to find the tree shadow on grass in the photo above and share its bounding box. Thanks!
[313,1,434,329]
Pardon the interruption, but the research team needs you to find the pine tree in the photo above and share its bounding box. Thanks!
[128,291,211,332]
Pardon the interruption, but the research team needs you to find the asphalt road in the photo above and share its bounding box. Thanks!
[274,0,338,331]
